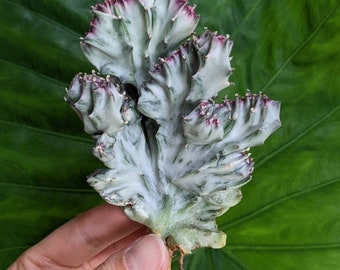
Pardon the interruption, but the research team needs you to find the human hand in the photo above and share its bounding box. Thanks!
[8,203,171,270]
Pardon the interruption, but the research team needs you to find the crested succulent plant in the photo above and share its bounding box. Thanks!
[65,0,281,266]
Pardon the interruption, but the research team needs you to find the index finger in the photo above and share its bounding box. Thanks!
[29,203,143,267]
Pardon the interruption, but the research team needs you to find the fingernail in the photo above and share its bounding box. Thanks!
[124,234,166,270]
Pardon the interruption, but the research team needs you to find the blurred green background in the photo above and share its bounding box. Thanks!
[0,0,339,269]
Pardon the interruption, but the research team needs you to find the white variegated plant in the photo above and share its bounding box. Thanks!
[65,0,281,266]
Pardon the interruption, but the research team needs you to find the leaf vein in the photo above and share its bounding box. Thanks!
[222,250,251,270]
[0,245,30,253]
[229,243,340,251]
[256,104,340,168]
[232,0,263,37]
[222,176,340,230]
[0,181,95,194]
[0,59,66,87]
[261,3,339,91]
[4,0,81,39]
[0,119,93,144]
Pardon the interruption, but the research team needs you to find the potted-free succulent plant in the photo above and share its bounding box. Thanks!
[65,0,281,268]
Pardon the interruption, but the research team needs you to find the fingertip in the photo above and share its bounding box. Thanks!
[95,234,171,270]
[124,234,169,270]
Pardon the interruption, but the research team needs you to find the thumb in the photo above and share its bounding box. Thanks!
[95,234,171,270]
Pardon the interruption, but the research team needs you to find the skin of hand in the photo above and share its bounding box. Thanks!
[8,203,172,270]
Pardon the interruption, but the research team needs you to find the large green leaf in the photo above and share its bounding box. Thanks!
[0,0,339,269]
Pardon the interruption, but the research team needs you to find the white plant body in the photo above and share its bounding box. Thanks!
[65,0,281,254]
